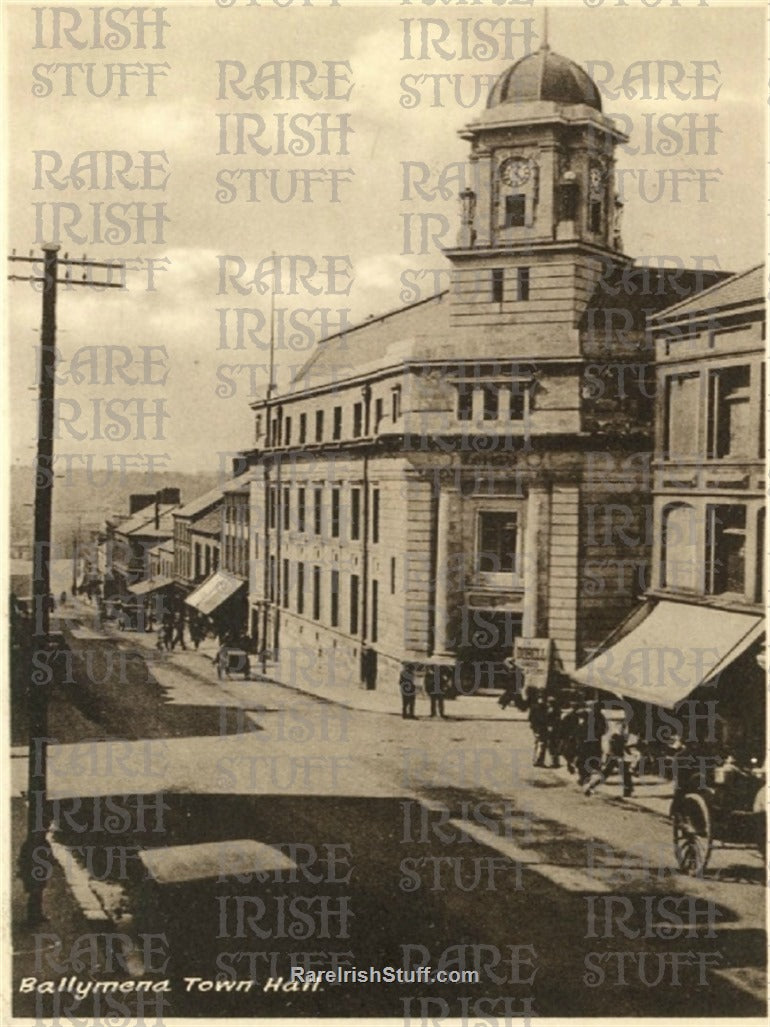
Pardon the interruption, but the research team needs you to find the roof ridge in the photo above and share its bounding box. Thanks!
[289,290,448,387]
[650,262,763,321]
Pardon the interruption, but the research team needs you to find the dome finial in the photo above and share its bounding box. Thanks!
[540,8,550,51]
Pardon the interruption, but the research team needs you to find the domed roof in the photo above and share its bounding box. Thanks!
[487,46,602,112]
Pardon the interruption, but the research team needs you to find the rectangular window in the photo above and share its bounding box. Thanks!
[315,410,324,443]
[391,386,401,422]
[331,488,340,538]
[350,574,359,634]
[297,487,306,533]
[313,488,322,536]
[297,561,305,614]
[299,412,307,444]
[708,365,751,459]
[282,487,290,531]
[374,397,384,429]
[282,558,290,609]
[390,556,396,595]
[350,487,361,541]
[665,373,700,460]
[505,194,526,228]
[516,267,530,302]
[284,416,292,446]
[482,384,499,421]
[457,383,473,421]
[312,566,321,620]
[509,383,526,420]
[590,200,602,235]
[268,487,276,530]
[333,406,342,440]
[269,555,276,602]
[492,268,504,303]
[371,580,379,643]
[353,402,363,438]
[372,487,380,544]
[330,569,339,628]
[706,505,747,596]
[477,510,519,576]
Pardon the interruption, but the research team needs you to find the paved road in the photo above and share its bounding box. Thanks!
[12,587,767,1020]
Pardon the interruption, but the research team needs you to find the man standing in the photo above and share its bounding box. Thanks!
[425,665,446,719]
[544,695,562,768]
[400,664,417,719]
[528,692,548,767]
[171,613,187,651]
[162,611,174,651]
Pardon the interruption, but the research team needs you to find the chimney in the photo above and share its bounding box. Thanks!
[129,493,156,515]
[156,487,181,505]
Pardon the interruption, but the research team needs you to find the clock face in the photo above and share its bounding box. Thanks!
[500,158,531,188]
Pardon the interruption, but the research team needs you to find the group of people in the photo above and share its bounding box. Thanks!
[527,691,636,798]
[399,665,452,719]
[155,610,193,651]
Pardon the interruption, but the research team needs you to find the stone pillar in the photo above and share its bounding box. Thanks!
[522,484,551,638]
[432,486,457,658]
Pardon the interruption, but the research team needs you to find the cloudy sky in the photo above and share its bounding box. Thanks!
[5,0,767,473]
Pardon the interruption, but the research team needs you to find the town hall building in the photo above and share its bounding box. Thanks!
[245,42,726,696]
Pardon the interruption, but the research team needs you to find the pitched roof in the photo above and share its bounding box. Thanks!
[116,503,178,537]
[133,507,178,539]
[174,483,226,519]
[290,291,450,392]
[649,263,764,324]
[190,510,221,536]
[579,266,731,332]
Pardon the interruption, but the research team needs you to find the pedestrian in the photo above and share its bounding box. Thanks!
[190,617,204,650]
[60,591,67,606]
[559,703,580,774]
[162,612,174,650]
[498,656,524,711]
[528,691,548,767]
[399,664,417,719]
[156,624,167,651]
[584,720,635,797]
[425,665,446,719]
[171,614,187,651]
[544,694,562,768]
[575,701,606,787]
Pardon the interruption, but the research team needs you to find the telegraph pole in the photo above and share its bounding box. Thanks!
[8,244,124,923]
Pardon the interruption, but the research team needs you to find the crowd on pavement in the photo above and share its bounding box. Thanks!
[526,690,636,797]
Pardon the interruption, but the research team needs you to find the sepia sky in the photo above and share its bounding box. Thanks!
[4,0,767,474]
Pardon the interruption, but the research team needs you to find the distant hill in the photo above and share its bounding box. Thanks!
[9,465,227,558]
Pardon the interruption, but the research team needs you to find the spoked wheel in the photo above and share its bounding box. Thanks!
[673,793,712,876]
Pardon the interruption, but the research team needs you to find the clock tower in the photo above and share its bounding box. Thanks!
[446,40,629,331]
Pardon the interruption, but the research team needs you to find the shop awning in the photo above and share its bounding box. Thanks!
[572,600,764,708]
[127,576,175,598]
[185,571,245,616]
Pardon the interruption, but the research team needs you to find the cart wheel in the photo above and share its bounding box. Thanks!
[673,793,712,876]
